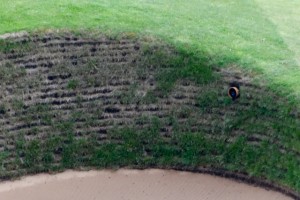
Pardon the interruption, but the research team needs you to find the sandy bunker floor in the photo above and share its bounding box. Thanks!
[0,169,291,200]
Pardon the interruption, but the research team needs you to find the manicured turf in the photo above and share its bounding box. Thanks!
[256,0,300,66]
[0,0,299,102]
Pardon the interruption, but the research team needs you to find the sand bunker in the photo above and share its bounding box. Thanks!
[0,169,291,200]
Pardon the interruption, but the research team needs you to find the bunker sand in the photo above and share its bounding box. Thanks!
[0,169,292,200]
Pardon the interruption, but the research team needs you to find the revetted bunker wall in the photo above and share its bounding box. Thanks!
[0,32,299,198]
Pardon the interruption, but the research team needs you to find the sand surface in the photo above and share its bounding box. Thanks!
[0,169,292,200]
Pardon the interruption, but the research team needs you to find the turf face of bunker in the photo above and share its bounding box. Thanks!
[0,32,299,199]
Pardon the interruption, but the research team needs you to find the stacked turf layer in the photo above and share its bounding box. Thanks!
[0,32,299,197]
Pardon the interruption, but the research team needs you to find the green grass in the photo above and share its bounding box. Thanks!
[0,35,298,192]
[9,114,300,191]
[0,0,300,101]
[0,0,299,196]
[256,0,300,66]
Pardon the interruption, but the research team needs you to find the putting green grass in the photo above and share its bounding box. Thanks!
[256,0,300,66]
[255,0,300,102]
[0,0,300,101]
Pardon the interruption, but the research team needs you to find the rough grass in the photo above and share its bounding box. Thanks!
[0,33,299,198]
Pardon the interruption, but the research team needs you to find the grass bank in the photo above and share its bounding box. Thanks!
[0,32,299,198]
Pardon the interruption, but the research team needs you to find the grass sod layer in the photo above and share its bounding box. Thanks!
[0,32,299,199]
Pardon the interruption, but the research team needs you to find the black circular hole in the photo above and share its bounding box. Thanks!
[229,88,237,98]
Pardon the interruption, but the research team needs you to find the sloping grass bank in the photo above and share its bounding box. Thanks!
[0,32,299,198]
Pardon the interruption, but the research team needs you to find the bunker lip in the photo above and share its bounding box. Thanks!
[0,31,29,40]
[0,169,293,200]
